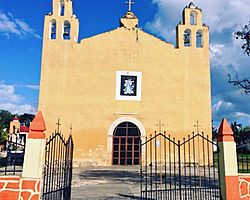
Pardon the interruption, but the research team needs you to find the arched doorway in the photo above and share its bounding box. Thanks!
[112,122,141,165]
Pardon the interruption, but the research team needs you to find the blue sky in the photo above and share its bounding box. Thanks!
[0,0,249,128]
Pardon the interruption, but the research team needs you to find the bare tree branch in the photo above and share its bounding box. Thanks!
[228,74,250,94]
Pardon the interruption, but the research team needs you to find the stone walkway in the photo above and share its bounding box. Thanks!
[71,166,141,200]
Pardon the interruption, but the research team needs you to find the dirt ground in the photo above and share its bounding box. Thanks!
[71,166,141,200]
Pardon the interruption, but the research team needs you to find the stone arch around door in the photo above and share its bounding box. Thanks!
[107,117,146,165]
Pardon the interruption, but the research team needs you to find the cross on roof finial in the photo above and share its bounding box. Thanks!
[70,123,73,136]
[126,0,134,12]
[194,120,202,134]
[56,118,61,133]
[156,120,164,133]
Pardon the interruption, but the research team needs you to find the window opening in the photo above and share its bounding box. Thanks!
[49,20,56,40]
[196,30,203,48]
[190,11,197,25]
[63,21,71,40]
[59,1,65,16]
[184,29,191,47]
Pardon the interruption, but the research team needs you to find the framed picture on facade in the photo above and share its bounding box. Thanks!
[116,71,142,101]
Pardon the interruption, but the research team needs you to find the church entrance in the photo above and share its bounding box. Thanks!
[112,122,141,166]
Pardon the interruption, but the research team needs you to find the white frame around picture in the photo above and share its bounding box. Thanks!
[116,71,142,101]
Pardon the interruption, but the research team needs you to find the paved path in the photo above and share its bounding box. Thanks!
[71,166,141,200]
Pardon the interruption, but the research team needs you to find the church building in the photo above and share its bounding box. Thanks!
[38,0,211,166]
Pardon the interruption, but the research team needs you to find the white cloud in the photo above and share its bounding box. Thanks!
[145,13,176,42]
[235,112,250,118]
[0,10,41,39]
[25,85,40,90]
[0,83,23,103]
[147,0,250,37]
[210,44,224,59]
[0,103,36,114]
[14,19,40,39]
[0,82,37,114]
[210,39,248,72]
[212,100,233,113]
[210,42,244,74]
[212,97,250,126]
[11,84,40,90]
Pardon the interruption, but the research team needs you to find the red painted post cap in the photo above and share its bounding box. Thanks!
[28,111,46,139]
[13,116,19,121]
[217,118,234,142]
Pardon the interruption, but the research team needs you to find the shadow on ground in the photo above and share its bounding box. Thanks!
[78,167,141,184]
[117,194,141,199]
[71,166,141,200]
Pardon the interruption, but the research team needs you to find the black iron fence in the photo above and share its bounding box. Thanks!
[42,132,74,200]
[140,132,221,200]
[236,142,250,173]
[0,134,26,175]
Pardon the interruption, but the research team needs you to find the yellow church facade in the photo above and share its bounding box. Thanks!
[39,0,211,166]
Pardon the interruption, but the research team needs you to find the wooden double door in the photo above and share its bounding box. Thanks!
[112,122,141,165]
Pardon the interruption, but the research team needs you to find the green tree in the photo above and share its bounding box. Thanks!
[242,126,250,133]
[0,110,35,132]
[0,126,8,144]
[18,113,35,127]
[212,120,218,140]
[228,22,250,93]
[0,110,13,131]
[230,121,243,139]
[235,22,250,56]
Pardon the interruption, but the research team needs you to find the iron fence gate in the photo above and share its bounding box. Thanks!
[236,135,250,173]
[42,132,74,200]
[0,134,26,175]
[236,142,250,173]
[140,132,221,200]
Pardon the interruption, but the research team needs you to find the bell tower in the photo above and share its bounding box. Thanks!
[43,0,79,43]
[176,2,209,49]
[53,0,72,17]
